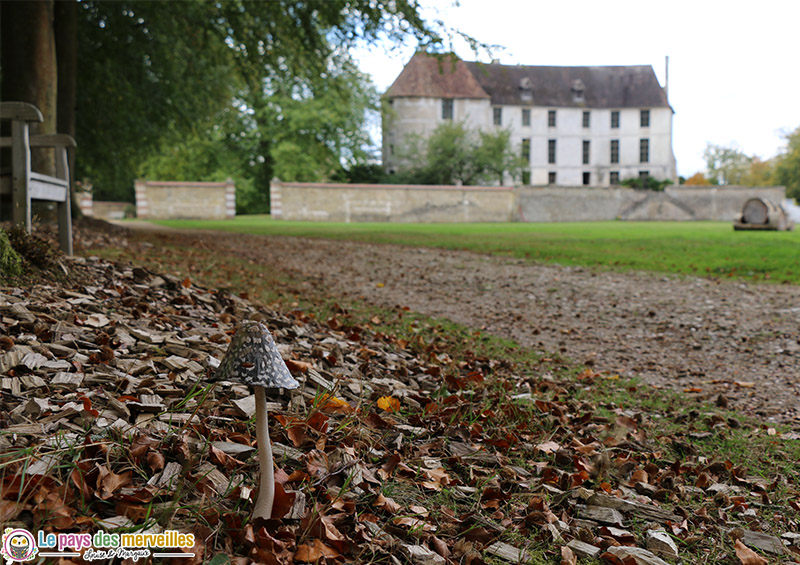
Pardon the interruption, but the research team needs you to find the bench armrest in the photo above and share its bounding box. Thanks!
[0,102,44,122]
[30,134,77,148]
[0,134,77,149]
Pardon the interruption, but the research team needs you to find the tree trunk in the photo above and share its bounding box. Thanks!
[55,0,80,217]
[0,0,58,175]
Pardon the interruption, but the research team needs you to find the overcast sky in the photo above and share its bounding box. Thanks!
[353,0,800,177]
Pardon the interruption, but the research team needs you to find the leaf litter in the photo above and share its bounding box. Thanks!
[0,221,798,564]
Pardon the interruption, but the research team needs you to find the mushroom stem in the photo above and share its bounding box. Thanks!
[253,386,275,520]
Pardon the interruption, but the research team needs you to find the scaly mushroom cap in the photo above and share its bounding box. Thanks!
[216,321,299,389]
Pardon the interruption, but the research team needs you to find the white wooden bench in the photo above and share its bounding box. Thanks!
[1,101,75,254]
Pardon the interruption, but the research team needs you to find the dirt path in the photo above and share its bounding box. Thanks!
[136,228,800,424]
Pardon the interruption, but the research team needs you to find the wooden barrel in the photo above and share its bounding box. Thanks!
[742,198,769,224]
[735,198,789,230]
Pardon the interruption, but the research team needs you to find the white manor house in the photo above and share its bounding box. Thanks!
[382,53,677,186]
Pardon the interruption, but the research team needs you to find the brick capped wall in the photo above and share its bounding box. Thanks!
[135,179,235,220]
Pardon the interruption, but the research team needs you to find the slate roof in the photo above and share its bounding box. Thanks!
[386,53,670,109]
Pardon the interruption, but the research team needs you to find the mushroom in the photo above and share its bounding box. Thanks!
[216,320,299,520]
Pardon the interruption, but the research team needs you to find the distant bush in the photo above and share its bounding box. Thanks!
[621,176,671,191]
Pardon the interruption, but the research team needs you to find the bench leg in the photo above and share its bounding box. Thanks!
[11,121,32,233]
[55,147,73,255]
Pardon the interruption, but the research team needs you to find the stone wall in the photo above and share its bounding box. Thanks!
[272,180,514,223]
[76,184,130,220]
[135,179,235,220]
[517,185,786,222]
[663,185,787,221]
[273,180,786,223]
[90,201,130,220]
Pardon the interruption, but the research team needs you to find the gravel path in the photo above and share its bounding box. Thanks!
[142,229,800,424]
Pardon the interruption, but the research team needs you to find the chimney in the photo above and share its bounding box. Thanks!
[664,55,669,101]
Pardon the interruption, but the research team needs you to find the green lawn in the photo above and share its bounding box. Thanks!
[153,216,800,284]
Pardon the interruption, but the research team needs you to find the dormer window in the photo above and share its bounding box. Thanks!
[571,79,585,103]
[519,77,533,103]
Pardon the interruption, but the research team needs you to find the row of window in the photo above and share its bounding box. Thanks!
[451,100,652,129]
[536,170,650,186]
[522,138,650,164]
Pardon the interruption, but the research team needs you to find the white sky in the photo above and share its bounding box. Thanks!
[353,0,800,177]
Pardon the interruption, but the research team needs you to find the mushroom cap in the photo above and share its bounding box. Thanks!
[215,321,300,389]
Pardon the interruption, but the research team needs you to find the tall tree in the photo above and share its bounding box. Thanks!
[774,126,800,201]
[5,0,474,205]
[1,0,58,174]
[397,121,524,185]
[76,1,237,200]
[703,143,752,185]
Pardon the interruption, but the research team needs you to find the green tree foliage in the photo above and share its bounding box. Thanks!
[397,121,526,185]
[740,157,777,187]
[703,143,752,185]
[702,142,785,190]
[73,1,463,205]
[774,126,800,200]
[77,1,237,200]
[268,59,377,182]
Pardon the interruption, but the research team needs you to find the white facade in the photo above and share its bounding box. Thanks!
[383,58,677,187]
[385,101,676,186]
[383,97,491,173]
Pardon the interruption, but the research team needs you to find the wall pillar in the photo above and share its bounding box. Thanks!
[134,179,149,219]
[225,178,236,218]
[270,178,283,219]
[77,181,93,216]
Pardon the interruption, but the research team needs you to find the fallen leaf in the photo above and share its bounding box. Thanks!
[374,493,401,514]
[147,451,166,472]
[377,396,401,413]
[0,499,21,522]
[295,539,341,562]
[270,481,296,520]
[95,464,131,500]
[536,441,561,454]
[317,394,353,414]
[560,545,577,565]
[285,359,312,374]
[734,539,768,565]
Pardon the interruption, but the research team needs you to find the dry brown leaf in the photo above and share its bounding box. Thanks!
[270,481,296,520]
[147,451,165,472]
[421,467,451,491]
[393,516,436,531]
[374,493,402,514]
[429,535,450,559]
[536,441,561,454]
[734,540,768,565]
[295,539,341,562]
[95,464,131,500]
[0,500,21,522]
[285,359,312,374]
[560,545,577,565]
